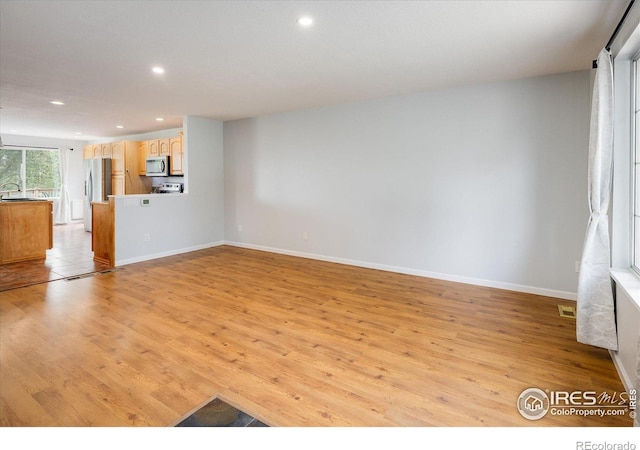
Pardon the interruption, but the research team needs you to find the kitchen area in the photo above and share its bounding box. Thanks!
[82,130,186,265]
[0,127,187,290]
[1,115,222,287]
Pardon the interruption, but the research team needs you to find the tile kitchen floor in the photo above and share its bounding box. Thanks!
[0,221,111,291]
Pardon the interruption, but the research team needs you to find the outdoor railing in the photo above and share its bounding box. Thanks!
[0,189,60,198]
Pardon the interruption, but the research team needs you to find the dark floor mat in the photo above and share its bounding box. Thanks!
[175,397,268,427]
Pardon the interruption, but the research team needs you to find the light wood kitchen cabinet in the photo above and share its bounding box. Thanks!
[110,141,125,175]
[169,132,183,175]
[146,138,170,156]
[138,141,148,175]
[101,143,112,158]
[0,200,53,264]
[109,140,151,195]
[91,199,114,266]
[140,131,184,176]
[148,139,159,157]
[83,144,101,159]
[159,138,170,156]
[111,175,125,196]
[82,144,114,159]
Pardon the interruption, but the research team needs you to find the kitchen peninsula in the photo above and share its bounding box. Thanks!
[0,199,53,264]
[91,199,114,266]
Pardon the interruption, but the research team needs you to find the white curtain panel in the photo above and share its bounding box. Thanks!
[576,48,618,351]
[54,148,71,225]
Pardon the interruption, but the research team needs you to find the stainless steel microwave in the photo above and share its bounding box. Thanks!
[146,156,169,176]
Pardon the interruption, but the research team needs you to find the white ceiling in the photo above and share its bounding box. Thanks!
[0,0,629,141]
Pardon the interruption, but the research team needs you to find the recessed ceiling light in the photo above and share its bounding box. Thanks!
[50,100,65,106]
[155,117,164,122]
[116,125,124,129]
[152,66,165,75]
[297,16,314,28]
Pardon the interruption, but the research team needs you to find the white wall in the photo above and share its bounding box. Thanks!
[224,71,591,299]
[0,133,87,219]
[114,116,224,264]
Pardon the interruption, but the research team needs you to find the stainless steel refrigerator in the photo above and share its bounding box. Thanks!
[83,158,112,232]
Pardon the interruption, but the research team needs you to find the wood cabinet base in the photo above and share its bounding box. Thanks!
[91,199,114,265]
[0,201,53,264]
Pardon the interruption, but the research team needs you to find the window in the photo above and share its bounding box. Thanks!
[0,147,60,198]
[634,58,640,273]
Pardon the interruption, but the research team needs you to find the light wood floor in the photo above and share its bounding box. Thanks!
[0,246,631,426]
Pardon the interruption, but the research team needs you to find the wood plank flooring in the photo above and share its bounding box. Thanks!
[0,222,111,292]
[0,245,632,426]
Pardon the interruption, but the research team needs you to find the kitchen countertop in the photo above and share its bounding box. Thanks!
[108,193,186,198]
[0,198,52,203]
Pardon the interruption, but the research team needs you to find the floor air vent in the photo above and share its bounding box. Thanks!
[557,305,576,318]
[98,267,123,275]
[65,273,96,282]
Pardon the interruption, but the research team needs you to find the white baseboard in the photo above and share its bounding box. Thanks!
[224,240,577,301]
[115,241,225,267]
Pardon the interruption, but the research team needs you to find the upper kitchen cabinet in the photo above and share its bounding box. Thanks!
[139,131,184,176]
[148,139,159,157]
[110,140,152,195]
[100,143,112,158]
[82,143,111,159]
[110,141,125,176]
[145,138,171,157]
[82,144,101,159]
[138,141,148,175]
[169,131,183,175]
[84,140,151,195]
[159,138,170,156]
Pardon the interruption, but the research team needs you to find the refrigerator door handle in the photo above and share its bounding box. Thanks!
[88,171,93,204]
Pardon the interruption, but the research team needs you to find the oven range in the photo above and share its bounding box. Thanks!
[155,183,183,194]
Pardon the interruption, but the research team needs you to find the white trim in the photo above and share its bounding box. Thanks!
[610,349,635,394]
[611,0,640,59]
[610,269,640,395]
[224,241,577,301]
[115,241,224,267]
[611,269,640,310]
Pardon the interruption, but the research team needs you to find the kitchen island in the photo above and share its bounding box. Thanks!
[0,199,53,264]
